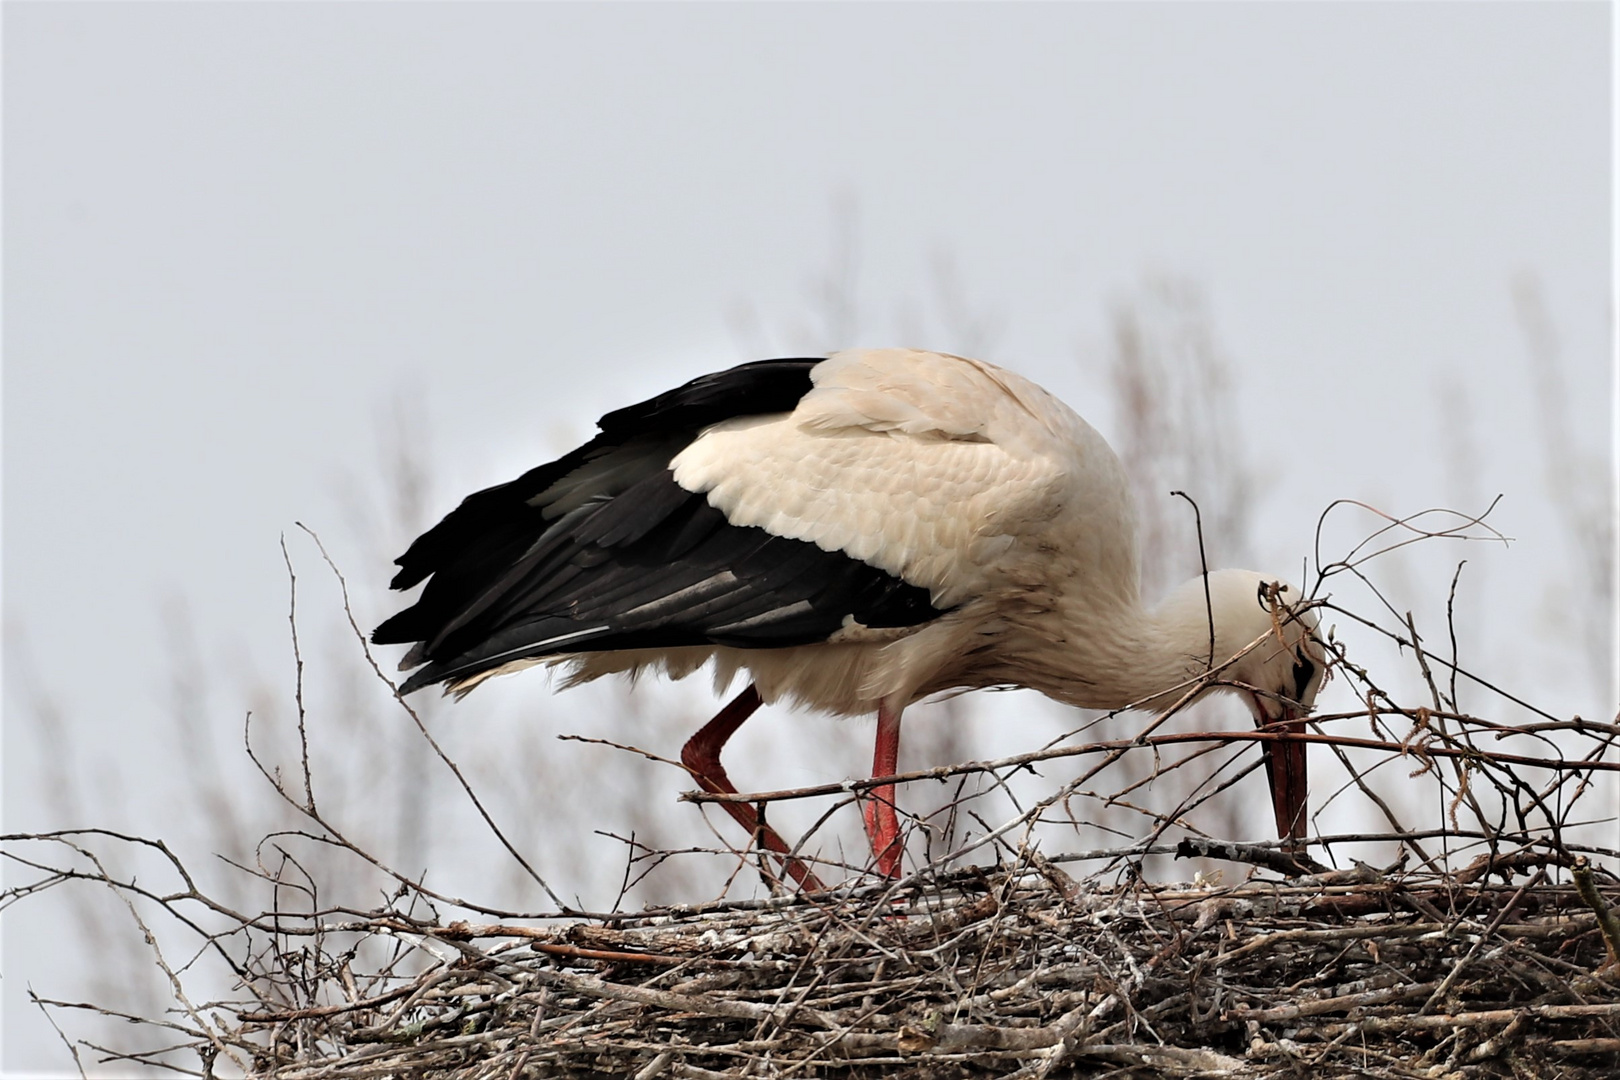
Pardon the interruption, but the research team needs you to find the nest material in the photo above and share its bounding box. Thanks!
[243,857,1620,1079]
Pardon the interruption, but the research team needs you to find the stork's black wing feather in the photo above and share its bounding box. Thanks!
[373,358,945,694]
[382,358,823,594]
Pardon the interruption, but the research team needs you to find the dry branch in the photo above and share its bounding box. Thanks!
[214,866,1620,1078]
[13,833,1618,1079]
[10,508,1618,1077]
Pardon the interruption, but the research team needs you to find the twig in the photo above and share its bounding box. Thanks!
[1572,855,1620,968]
[1173,838,1328,877]
[294,524,567,910]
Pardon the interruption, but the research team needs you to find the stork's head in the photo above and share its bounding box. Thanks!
[1158,568,1325,841]
[1159,568,1325,713]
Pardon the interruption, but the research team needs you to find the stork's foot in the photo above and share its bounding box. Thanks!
[861,704,906,879]
[862,786,904,879]
[682,685,826,892]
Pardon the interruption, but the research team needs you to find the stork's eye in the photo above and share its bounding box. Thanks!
[1291,653,1318,700]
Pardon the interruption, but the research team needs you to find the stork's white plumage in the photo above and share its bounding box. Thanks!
[375,349,1326,888]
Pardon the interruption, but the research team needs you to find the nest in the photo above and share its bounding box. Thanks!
[232,850,1620,1079]
[11,508,1618,1077]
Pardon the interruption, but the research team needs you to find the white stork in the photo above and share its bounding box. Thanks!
[374,349,1326,889]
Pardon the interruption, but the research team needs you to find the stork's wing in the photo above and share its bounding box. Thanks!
[672,349,1135,609]
[373,358,943,694]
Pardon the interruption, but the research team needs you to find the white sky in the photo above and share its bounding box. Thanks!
[3,4,1612,1072]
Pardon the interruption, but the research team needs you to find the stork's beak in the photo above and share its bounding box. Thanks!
[1250,695,1309,850]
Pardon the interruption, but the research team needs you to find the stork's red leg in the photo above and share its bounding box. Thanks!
[861,704,904,878]
[1258,708,1309,850]
[681,683,824,891]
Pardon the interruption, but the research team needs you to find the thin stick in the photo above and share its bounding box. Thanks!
[1171,489,1216,672]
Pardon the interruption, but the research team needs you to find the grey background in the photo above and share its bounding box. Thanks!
[4,4,1611,1073]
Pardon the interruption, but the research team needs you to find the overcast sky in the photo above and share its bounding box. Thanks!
[4,4,1611,1072]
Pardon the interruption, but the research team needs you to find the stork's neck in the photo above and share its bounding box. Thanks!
[1025,575,1220,713]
